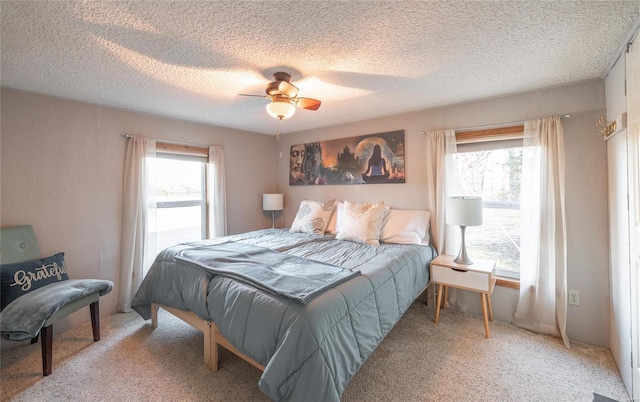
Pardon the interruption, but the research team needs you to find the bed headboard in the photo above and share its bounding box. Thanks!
[0,225,41,264]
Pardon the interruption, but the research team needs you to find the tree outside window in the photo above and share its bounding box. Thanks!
[455,147,522,277]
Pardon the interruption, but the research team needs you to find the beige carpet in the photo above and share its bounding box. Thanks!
[1,301,630,401]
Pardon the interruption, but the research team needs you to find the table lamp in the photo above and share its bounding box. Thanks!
[263,194,283,228]
[446,196,483,265]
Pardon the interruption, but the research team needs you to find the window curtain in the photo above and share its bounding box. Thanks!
[512,116,569,348]
[208,145,227,238]
[117,136,156,312]
[425,129,458,254]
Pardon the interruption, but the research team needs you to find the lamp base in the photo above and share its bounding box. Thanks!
[454,225,473,265]
[271,211,276,229]
[454,253,473,265]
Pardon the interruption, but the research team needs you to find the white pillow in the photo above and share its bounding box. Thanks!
[289,200,336,235]
[380,209,431,246]
[325,201,343,234]
[335,200,386,246]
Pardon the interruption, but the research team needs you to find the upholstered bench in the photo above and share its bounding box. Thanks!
[0,225,113,375]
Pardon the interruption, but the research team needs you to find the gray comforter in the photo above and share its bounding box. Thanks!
[131,229,436,401]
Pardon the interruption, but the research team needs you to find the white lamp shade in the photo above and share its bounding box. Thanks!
[266,99,296,120]
[263,194,283,211]
[446,196,483,226]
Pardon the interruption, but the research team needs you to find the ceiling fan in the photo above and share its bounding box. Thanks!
[240,72,321,120]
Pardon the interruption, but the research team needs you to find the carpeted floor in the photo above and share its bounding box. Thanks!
[1,301,631,401]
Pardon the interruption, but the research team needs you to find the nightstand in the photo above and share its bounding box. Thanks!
[430,254,496,338]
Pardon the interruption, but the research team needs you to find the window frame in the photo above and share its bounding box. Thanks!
[155,152,208,240]
[455,125,524,284]
[152,144,209,243]
[455,124,524,144]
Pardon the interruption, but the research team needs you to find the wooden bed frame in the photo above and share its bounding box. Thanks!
[149,281,432,374]
[150,303,265,372]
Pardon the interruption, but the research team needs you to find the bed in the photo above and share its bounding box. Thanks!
[131,203,436,401]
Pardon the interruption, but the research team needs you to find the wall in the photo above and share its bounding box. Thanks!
[276,80,611,347]
[605,44,634,396]
[0,81,612,348]
[0,88,277,331]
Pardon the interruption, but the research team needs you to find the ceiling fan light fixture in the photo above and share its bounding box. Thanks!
[241,71,320,119]
[266,98,296,120]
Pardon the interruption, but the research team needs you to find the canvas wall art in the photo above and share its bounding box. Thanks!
[289,130,405,185]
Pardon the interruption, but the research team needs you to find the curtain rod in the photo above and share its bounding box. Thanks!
[122,134,225,150]
[429,114,572,134]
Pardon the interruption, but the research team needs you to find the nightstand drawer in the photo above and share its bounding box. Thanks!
[431,264,492,292]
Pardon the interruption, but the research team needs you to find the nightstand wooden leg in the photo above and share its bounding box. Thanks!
[486,293,494,322]
[481,293,490,338]
[442,286,448,308]
[434,284,443,324]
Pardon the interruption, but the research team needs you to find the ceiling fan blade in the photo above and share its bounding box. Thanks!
[292,97,321,110]
[277,81,299,98]
[239,93,270,98]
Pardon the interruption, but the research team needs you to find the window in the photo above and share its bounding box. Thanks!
[148,152,207,257]
[454,127,523,279]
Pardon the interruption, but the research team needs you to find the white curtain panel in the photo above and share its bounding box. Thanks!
[513,116,569,348]
[117,136,156,312]
[425,129,458,254]
[208,145,227,238]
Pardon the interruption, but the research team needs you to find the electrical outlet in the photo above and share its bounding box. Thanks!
[569,290,580,306]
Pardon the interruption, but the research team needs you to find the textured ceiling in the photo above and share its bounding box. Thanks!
[2,1,639,135]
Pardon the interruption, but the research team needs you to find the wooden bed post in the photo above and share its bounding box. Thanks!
[151,303,265,373]
[204,321,219,372]
[151,303,159,328]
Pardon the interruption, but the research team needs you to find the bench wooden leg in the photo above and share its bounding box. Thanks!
[41,325,53,376]
[90,301,100,341]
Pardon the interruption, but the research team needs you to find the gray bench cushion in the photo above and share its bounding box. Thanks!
[0,279,113,341]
